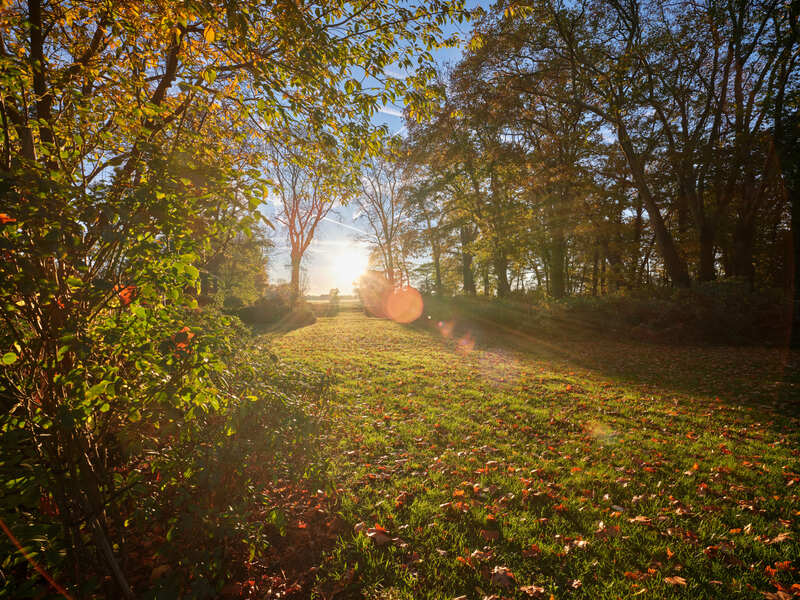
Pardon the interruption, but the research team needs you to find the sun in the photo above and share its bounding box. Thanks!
[332,244,370,292]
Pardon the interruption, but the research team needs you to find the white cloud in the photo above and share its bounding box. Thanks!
[378,106,404,118]
[384,68,407,79]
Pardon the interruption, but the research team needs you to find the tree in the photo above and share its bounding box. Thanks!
[404,171,452,296]
[208,227,273,307]
[407,67,527,298]
[355,148,413,285]
[267,135,347,304]
[405,82,481,295]
[0,0,468,594]
[407,0,796,297]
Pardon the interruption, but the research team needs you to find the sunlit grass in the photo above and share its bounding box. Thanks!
[271,311,798,599]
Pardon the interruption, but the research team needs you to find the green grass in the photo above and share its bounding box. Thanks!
[269,311,799,599]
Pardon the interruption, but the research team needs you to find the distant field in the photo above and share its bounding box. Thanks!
[305,297,364,313]
[269,312,799,599]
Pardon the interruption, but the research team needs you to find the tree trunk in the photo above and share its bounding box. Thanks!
[684,180,716,282]
[386,252,395,286]
[432,245,443,296]
[483,266,490,296]
[731,215,755,287]
[600,257,606,295]
[792,186,800,348]
[772,49,799,347]
[591,248,598,296]
[549,234,566,298]
[698,222,716,282]
[533,261,543,290]
[460,226,476,295]
[617,122,691,287]
[290,254,301,304]
[494,254,510,298]
[462,253,476,295]
[631,201,643,285]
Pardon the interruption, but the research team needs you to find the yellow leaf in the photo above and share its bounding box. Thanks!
[204,26,215,43]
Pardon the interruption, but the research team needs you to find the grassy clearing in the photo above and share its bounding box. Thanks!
[269,311,799,599]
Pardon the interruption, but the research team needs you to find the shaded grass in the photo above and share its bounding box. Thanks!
[270,311,799,599]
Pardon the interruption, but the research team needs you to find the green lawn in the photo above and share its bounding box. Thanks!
[269,311,799,599]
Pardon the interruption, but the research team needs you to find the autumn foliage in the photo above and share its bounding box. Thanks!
[0,0,467,597]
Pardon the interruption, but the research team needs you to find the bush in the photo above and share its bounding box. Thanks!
[416,284,789,346]
[223,295,245,310]
[234,286,317,331]
[327,288,341,317]
[1,307,330,598]
[235,289,292,325]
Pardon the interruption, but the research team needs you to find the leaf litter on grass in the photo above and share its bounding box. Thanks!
[269,312,800,599]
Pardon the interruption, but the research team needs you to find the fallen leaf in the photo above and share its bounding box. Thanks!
[366,527,392,545]
[519,584,545,597]
[767,532,793,544]
[629,515,652,524]
[490,565,516,587]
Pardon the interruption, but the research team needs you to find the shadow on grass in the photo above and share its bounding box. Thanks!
[409,301,800,422]
[241,308,318,335]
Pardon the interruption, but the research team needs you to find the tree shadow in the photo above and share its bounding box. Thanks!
[410,311,800,423]
[242,308,318,335]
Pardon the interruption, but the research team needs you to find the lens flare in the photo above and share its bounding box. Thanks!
[386,287,423,324]
[456,332,475,354]
[437,320,455,338]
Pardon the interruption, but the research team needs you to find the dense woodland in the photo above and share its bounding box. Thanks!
[364,2,799,316]
[0,0,798,598]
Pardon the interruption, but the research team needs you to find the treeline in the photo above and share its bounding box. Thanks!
[393,0,798,303]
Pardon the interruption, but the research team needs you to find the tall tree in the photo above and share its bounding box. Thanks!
[355,149,412,285]
[267,137,346,303]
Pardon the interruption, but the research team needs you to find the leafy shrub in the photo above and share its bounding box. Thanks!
[417,284,789,346]
[235,288,292,325]
[223,295,245,310]
[327,289,341,317]
[234,285,317,330]
[1,302,330,598]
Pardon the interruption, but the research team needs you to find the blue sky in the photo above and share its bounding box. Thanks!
[267,2,485,294]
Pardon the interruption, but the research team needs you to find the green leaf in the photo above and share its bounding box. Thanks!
[2,352,18,365]
[87,380,111,401]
